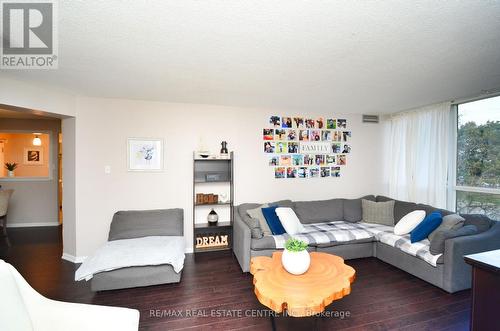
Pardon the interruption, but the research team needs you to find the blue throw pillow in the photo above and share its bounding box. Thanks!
[261,206,286,235]
[410,211,443,243]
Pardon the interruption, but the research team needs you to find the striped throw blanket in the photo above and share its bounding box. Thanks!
[272,221,442,267]
[376,232,442,267]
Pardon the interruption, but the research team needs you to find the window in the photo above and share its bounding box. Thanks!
[455,96,500,220]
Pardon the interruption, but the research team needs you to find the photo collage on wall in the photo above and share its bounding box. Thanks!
[264,116,351,179]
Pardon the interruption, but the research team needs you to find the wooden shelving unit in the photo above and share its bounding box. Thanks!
[192,152,234,253]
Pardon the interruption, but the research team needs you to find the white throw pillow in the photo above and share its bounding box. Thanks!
[394,210,426,235]
[275,207,305,235]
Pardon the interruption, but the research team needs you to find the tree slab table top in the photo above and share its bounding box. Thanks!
[250,252,356,317]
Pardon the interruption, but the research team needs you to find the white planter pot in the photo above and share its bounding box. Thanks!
[281,249,311,275]
[8,171,14,177]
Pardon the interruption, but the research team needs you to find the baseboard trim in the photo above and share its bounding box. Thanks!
[7,222,60,228]
[61,253,87,264]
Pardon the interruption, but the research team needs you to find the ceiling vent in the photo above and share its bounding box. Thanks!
[362,114,379,123]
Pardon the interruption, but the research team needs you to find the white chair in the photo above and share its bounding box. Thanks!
[0,260,140,331]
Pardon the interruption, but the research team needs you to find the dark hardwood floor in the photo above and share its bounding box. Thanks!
[0,226,471,331]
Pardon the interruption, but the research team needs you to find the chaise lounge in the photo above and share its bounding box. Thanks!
[234,195,500,293]
[76,209,185,292]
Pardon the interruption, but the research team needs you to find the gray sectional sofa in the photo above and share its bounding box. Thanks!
[234,196,500,293]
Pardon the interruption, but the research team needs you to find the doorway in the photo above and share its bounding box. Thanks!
[0,108,63,230]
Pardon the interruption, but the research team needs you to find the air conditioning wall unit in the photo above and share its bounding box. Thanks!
[362,114,379,123]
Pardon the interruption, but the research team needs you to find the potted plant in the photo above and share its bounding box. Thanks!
[282,238,311,275]
[4,162,18,177]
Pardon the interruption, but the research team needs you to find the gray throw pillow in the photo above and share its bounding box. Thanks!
[247,204,272,236]
[362,199,395,226]
[242,215,263,239]
[428,214,465,242]
[463,214,492,233]
[429,225,478,255]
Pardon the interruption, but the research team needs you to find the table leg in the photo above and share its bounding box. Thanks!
[270,314,277,331]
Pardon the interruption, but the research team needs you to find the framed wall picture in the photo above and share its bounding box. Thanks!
[23,147,44,165]
[127,138,164,172]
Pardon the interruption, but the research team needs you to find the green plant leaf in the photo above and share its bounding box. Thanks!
[284,238,308,252]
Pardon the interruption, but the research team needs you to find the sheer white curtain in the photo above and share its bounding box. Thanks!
[387,102,451,208]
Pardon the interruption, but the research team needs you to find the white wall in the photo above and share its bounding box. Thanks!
[0,75,387,259]
[0,119,60,226]
[0,76,76,117]
[73,97,385,257]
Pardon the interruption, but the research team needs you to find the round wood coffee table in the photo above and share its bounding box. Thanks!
[250,251,355,323]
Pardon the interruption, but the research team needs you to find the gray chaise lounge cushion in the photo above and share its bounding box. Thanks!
[109,209,183,241]
[343,195,376,222]
[294,198,343,224]
[91,264,181,291]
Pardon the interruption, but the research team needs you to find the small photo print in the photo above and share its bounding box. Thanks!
[299,129,309,141]
[263,129,274,140]
[269,156,279,166]
[322,130,332,141]
[275,167,286,179]
[331,166,341,177]
[286,167,297,178]
[280,155,292,166]
[293,117,305,129]
[282,117,293,128]
[342,131,351,142]
[332,142,341,153]
[309,167,320,178]
[316,117,325,129]
[292,154,304,166]
[342,144,351,154]
[276,141,288,153]
[337,154,347,165]
[326,118,337,129]
[288,142,299,153]
[270,116,281,127]
[303,154,315,166]
[337,119,347,129]
[264,142,275,153]
[332,131,341,141]
[315,154,325,166]
[309,129,321,141]
[326,155,336,165]
[321,167,330,177]
[305,118,315,128]
[287,129,297,141]
[297,167,308,178]
[275,129,287,140]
